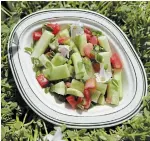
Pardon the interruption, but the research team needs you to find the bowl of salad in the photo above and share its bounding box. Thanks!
[8,9,147,128]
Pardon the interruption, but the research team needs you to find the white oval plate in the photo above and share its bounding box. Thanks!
[8,9,147,128]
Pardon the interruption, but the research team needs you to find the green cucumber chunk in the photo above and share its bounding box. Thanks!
[43,64,70,81]
[70,79,84,93]
[71,52,88,80]
[98,95,105,105]
[99,52,112,72]
[58,28,70,38]
[90,89,101,103]
[65,39,79,53]
[96,82,107,95]
[83,57,95,79]
[39,54,53,69]
[51,53,67,66]
[32,30,54,58]
[66,88,84,97]
[74,34,87,56]
[98,36,112,54]
[67,65,75,76]
[113,69,123,100]
[50,81,66,95]
[106,80,119,105]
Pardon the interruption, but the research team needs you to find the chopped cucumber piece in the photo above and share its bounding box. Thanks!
[32,30,54,58]
[67,65,75,76]
[31,57,43,67]
[113,69,123,100]
[70,79,84,92]
[98,36,112,54]
[90,89,101,103]
[49,38,59,50]
[39,54,53,69]
[98,95,105,105]
[99,52,112,72]
[58,29,70,38]
[96,82,107,95]
[50,81,66,95]
[71,52,88,80]
[43,64,70,81]
[106,80,119,105]
[65,39,79,53]
[51,53,67,66]
[66,88,84,97]
[74,34,87,56]
[83,57,95,78]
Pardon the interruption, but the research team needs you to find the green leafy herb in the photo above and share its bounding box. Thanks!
[42,24,53,32]
[95,53,104,63]
[44,87,50,94]
[92,30,103,36]
[24,47,33,54]
[94,45,100,51]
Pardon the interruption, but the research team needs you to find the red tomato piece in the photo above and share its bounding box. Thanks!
[84,99,91,109]
[65,82,71,88]
[53,23,60,35]
[36,74,49,88]
[33,31,42,41]
[110,53,123,69]
[84,27,92,35]
[58,37,69,44]
[46,23,60,35]
[92,63,100,72]
[66,96,77,109]
[85,78,96,90]
[83,89,91,109]
[89,36,98,45]
[84,43,95,59]
[85,33,92,42]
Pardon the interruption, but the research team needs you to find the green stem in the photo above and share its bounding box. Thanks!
[24,119,34,127]
[39,128,44,141]
[127,131,150,137]
[16,114,19,122]
[30,135,33,141]
[100,2,112,13]
[33,125,38,141]
[1,5,12,17]
[23,111,28,125]
[43,121,48,135]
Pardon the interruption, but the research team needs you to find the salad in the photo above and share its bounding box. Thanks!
[25,21,123,110]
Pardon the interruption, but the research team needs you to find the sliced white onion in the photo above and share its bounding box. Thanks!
[95,64,112,83]
[70,20,84,38]
[58,45,70,58]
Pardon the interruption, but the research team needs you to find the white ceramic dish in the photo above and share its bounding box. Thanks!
[8,9,147,128]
